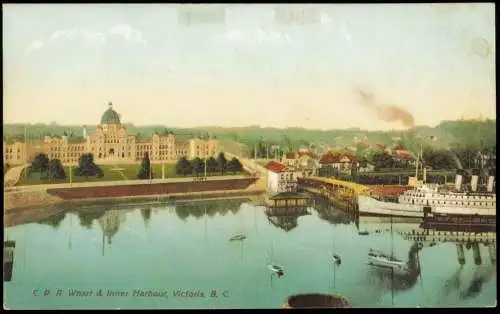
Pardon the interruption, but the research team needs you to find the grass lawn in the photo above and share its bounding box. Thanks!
[16,163,247,186]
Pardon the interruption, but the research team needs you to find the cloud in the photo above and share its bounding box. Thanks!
[320,13,333,26]
[81,29,106,45]
[24,24,146,53]
[108,23,146,45]
[215,28,292,46]
[25,39,45,53]
[50,28,79,42]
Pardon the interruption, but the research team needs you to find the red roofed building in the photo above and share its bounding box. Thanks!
[393,150,416,167]
[265,161,300,194]
[265,161,287,173]
[318,151,359,175]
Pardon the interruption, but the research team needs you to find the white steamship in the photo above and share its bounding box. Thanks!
[358,152,496,222]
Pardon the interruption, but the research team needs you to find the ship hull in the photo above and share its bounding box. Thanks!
[358,196,424,218]
[358,196,496,219]
[367,257,409,276]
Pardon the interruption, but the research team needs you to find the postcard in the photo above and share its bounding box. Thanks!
[3,3,496,309]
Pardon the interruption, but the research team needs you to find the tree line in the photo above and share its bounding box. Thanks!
[29,153,104,182]
[365,146,496,171]
[175,152,244,177]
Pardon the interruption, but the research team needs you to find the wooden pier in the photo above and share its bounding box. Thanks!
[301,185,358,216]
[265,192,310,208]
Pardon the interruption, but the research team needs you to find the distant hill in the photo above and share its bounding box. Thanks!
[3,119,495,155]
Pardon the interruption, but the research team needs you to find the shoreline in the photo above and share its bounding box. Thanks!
[4,188,265,214]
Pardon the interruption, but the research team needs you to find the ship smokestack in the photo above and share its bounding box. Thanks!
[487,169,495,193]
[487,176,494,192]
[455,169,464,191]
[471,169,479,192]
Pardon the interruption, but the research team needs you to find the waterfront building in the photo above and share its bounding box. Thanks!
[318,151,358,174]
[264,161,301,194]
[3,102,219,166]
[281,151,317,172]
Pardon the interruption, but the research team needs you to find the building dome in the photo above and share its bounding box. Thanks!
[100,102,121,125]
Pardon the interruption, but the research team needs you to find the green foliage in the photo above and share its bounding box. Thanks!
[422,148,456,170]
[31,153,50,173]
[44,159,66,182]
[174,153,242,177]
[206,157,218,173]
[175,156,192,176]
[74,153,103,178]
[227,157,243,173]
[137,152,153,179]
[191,157,204,176]
[370,152,394,170]
[216,153,227,174]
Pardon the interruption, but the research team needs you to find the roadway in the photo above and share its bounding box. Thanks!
[4,163,30,187]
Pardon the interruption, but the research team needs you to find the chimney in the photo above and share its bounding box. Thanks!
[455,172,463,191]
[471,169,479,192]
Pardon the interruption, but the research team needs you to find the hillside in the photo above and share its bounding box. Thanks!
[3,119,496,155]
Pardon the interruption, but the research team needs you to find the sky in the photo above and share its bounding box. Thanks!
[2,3,496,130]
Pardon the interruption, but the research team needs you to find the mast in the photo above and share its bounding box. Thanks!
[390,215,394,307]
[415,145,420,181]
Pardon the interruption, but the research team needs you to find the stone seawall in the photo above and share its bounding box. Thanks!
[4,178,261,212]
[46,178,258,200]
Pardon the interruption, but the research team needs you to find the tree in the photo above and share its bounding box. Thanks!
[31,153,50,173]
[422,148,456,170]
[371,152,394,170]
[73,153,103,179]
[175,156,192,176]
[206,157,218,175]
[191,157,204,176]
[227,157,243,174]
[44,159,66,182]
[216,153,227,175]
[137,152,153,179]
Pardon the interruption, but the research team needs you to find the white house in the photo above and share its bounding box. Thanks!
[281,151,317,171]
[264,161,301,195]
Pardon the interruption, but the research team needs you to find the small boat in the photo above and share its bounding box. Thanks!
[367,249,409,276]
[268,264,284,275]
[229,234,246,241]
[358,231,369,236]
[332,254,341,265]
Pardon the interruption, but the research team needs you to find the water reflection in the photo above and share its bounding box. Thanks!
[366,242,423,292]
[140,208,152,226]
[36,211,67,229]
[98,209,127,247]
[265,206,311,232]
[174,199,244,220]
[460,265,496,300]
[4,197,496,308]
[313,197,356,225]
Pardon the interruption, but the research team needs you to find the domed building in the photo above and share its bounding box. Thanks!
[4,102,219,166]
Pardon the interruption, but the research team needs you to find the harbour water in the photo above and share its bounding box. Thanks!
[4,197,496,309]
